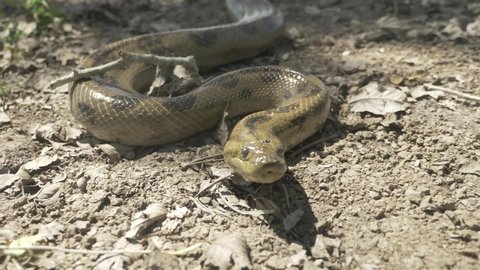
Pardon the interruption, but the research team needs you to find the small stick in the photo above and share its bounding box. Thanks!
[49,59,124,89]
[281,183,291,211]
[194,174,231,197]
[180,154,224,170]
[49,51,196,90]
[423,83,480,102]
[0,244,151,255]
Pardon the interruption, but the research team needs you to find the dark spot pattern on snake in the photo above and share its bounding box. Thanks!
[78,102,94,116]
[277,103,299,113]
[283,89,293,99]
[290,115,307,128]
[245,114,272,128]
[239,88,253,99]
[189,31,218,48]
[304,86,322,97]
[219,77,239,90]
[163,94,197,112]
[77,102,96,124]
[294,80,308,93]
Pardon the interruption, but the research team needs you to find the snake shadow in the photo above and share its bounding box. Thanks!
[225,106,346,249]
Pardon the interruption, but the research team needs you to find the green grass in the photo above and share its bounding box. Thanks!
[1,0,62,35]
[0,79,11,111]
[1,0,62,60]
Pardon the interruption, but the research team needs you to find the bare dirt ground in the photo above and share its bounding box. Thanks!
[1,0,479,269]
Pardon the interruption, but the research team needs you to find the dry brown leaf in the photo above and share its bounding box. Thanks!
[63,127,83,141]
[125,203,168,239]
[348,82,408,115]
[204,232,252,270]
[254,197,283,220]
[35,183,63,204]
[17,21,37,36]
[16,155,59,179]
[389,75,404,85]
[166,206,189,219]
[410,86,444,100]
[0,174,19,191]
[283,208,304,232]
[161,207,190,234]
[33,123,65,147]
[5,234,47,257]
[98,143,135,162]
[211,166,233,178]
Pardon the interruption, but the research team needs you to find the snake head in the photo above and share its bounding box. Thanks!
[224,130,286,184]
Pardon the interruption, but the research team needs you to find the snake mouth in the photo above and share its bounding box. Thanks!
[238,161,287,184]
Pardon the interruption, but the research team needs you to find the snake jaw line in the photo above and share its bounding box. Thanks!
[223,129,287,184]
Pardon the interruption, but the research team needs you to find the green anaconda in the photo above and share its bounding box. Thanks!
[69,0,331,183]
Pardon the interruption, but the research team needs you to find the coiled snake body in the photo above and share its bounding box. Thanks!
[70,0,331,183]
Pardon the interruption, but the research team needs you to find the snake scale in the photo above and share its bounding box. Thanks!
[69,0,331,183]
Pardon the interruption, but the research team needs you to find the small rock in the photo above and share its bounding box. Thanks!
[435,196,456,211]
[315,219,332,234]
[304,259,322,270]
[459,161,480,176]
[288,250,307,267]
[204,232,252,269]
[405,188,423,205]
[419,196,435,213]
[369,190,381,200]
[98,143,135,162]
[0,110,11,126]
[76,177,88,193]
[17,37,40,53]
[466,18,480,36]
[403,256,424,270]
[75,220,90,234]
[286,27,301,39]
[265,254,285,269]
[370,222,381,233]
[311,236,330,259]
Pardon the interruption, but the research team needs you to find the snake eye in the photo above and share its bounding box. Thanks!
[240,147,250,160]
[262,139,271,144]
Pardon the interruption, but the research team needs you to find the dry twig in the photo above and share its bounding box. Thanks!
[423,83,480,102]
[0,244,151,255]
[49,51,196,89]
